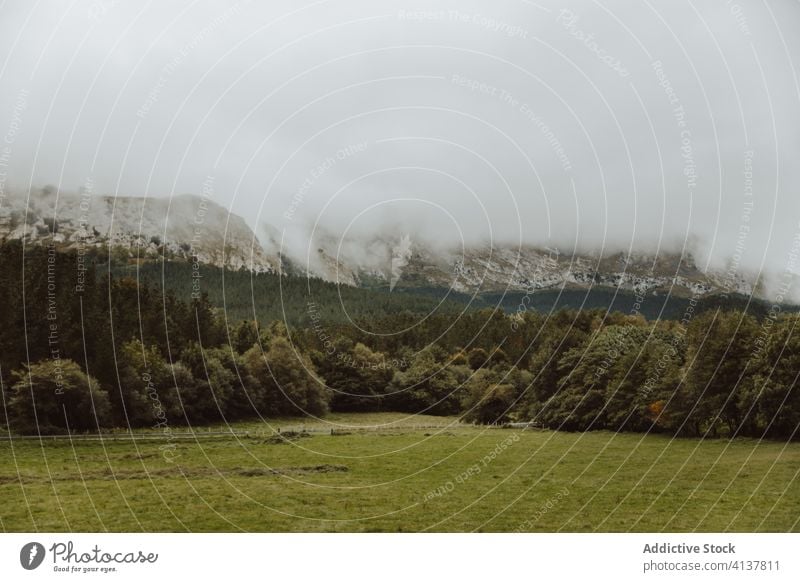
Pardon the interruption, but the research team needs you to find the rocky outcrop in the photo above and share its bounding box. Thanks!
[0,187,277,272]
[2,188,756,298]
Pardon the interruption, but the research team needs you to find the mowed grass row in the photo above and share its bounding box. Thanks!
[0,414,798,532]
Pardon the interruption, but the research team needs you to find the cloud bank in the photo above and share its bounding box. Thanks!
[0,0,799,296]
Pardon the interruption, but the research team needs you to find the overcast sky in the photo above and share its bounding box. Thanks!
[1,0,799,292]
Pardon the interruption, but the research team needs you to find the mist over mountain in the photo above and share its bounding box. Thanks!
[262,217,762,299]
[0,187,276,271]
[3,188,770,309]
[1,1,798,301]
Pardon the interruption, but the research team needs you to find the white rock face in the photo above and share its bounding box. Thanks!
[297,233,756,299]
[2,189,759,298]
[0,188,278,272]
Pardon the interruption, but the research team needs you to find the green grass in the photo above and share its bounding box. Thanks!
[170,412,461,433]
[1,414,798,532]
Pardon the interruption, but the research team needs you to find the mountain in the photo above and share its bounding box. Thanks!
[262,228,756,300]
[0,187,277,271]
[2,188,759,303]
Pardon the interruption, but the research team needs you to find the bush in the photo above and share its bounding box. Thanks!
[9,359,112,434]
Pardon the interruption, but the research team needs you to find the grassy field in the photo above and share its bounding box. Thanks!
[1,413,798,532]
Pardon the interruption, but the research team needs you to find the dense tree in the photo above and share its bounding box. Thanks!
[8,359,112,434]
[737,314,800,440]
[680,311,759,436]
[462,366,532,425]
[467,348,489,371]
[232,320,259,354]
[265,337,330,416]
[385,347,462,415]
[113,340,165,427]
[242,337,329,417]
[0,241,795,440]
[314,342,394,412]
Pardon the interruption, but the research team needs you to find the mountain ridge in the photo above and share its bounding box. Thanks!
[1,189,762,302]
[0,187,277,272]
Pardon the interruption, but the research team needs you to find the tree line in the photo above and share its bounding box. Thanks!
[1,241,797,440]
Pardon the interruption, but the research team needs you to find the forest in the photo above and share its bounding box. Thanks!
[1,241,797,440]
[121,258,769,324]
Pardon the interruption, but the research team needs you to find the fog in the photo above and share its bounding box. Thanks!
[0,0,799,294]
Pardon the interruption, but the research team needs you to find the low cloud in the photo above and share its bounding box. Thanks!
[0,0,798,298]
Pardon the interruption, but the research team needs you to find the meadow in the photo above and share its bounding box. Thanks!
[1,413,798,532]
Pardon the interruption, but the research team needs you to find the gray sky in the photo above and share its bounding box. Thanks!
[1,0,799,293]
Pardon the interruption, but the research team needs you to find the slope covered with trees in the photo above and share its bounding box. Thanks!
[1,242,797,440]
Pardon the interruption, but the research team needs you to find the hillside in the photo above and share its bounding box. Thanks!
[0,186,277,272]
[2,188,767,311]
